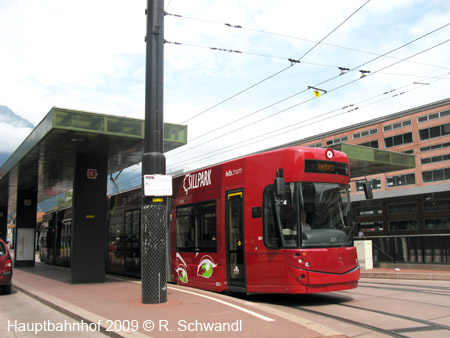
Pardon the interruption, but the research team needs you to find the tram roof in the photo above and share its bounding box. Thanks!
[329,143,416,178]
[0,107,187,207]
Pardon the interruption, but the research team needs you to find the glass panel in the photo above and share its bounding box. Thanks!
[445,168,450,180]
[264,182,351,249]
[440,110,450,117]
[418,116,428,123]
[433,169,444,181]
[425,218,450,230]
[356,206,382,216]
[403,132,413,144]
[176,206,195,251]
[429,113,439,120]
[406,173,416,185]
[358,221,384,232]
[422,171,433,183]
[388,202,417,214]
[393,134,403,146]
[72,112,103,131]
[402,120,412,126]
[430,126,441,138]
[424,199,450,211]
[419,129,429,140]
[384,137,393,148]
[107,117,143,137]
[442,123,450,136]
[389,219,418,231]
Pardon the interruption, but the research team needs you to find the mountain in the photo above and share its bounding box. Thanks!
[0,105,34,129]
[0,105,35,166]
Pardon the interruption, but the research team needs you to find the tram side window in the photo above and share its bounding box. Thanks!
[176,201,217,252]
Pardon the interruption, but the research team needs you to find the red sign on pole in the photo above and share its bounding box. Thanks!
[87,169,98,179]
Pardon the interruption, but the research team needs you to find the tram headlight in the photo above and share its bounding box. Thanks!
[305,262,310,267]
[298,258,303,264]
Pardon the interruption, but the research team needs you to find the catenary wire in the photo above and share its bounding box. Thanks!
[167,72,449,171]
[166,4,449,79]
[167,22,450,158]
[167,35,450,164]
[173,0,372,124]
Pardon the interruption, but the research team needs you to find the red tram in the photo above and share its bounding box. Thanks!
[170,146,359,293]
[40,146,360,294]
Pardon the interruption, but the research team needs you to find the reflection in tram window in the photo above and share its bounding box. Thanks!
[176,201,217,252]
[389,219,419,231]
[424,218,450,230]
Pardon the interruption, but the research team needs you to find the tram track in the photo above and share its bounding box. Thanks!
[243,282,450,338]
[290,293,450,337]
[297,305,449,338]
[359,280,450,293]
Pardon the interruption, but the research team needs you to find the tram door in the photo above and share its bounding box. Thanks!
[226,190,246,290]
[124,209,140,273]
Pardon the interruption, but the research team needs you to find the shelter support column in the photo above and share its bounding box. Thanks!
[14,189,37,267]
[0,206,7,241]
[71,149,107,283]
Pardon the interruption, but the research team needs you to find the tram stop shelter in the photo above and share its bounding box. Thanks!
[0,107,415,284]
[0,107,187,283]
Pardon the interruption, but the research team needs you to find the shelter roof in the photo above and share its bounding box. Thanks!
[329,143,415,179]
[0,107,187,209]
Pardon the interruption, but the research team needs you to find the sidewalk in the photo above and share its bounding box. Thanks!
[10,263,348,338]
[360,266,450,281]
[8,263,450,337]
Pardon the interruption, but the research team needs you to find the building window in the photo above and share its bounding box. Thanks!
[389,219,419,231]
[358,221,384,232]
[356,206,382,216]
[419,122,450,141]
[383,119,412,132]
[326,136,348,145]
[420,153,450,165]
[358,140,379,148]
[424,218,450,230]
[388,202,417,215]
[420,141,450,152]
[353,128,378,139]
[384,132,413,148]
[417,109,450,123]
[386,173,415,187]
[306,142,322,148]
[424,199,450,212]
[355,178,381,191]
[422,167,450,183]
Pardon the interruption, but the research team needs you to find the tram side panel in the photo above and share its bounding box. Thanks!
[243,150,297,293]
[171,166,227,292]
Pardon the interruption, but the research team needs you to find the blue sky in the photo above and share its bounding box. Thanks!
[1,0,450,174]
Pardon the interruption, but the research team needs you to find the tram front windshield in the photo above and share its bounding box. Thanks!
[264,182,352,249]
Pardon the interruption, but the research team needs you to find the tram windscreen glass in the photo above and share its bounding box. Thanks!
[263,182,352,249]
[304,160,348,176]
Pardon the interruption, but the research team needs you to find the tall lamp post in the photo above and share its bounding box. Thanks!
[141,0,168,304]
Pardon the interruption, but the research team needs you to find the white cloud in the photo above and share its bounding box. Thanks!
[1,0,450,171]
[0,123,33,153]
